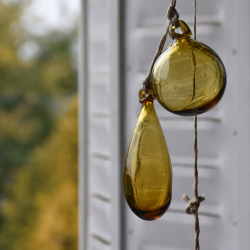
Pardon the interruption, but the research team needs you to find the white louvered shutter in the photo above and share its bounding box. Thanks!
[79,0,250,249]
[79,0,122,250]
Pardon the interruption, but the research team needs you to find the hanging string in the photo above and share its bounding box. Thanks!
[182,116,205,249]
[141,0,179,91]
[182,1,205,250]
[193,0,197,40]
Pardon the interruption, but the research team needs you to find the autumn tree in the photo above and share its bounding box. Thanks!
[1,97,78,250]
[0,1,78,249]
[0,0,77,192]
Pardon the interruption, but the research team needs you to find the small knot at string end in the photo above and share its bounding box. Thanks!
[182,194,205,215]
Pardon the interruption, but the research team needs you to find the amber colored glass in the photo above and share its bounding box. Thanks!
[123,99,172,221]
[152,20,226,116]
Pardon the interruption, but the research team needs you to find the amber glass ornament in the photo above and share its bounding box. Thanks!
[123,90,172,221]
[152,20,226,116]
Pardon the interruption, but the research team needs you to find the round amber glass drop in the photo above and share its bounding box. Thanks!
[123,96,172,221]
[152,20,226,116]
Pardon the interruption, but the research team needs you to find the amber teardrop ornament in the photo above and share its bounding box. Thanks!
[123,91,172,221]
[152,20,226,116]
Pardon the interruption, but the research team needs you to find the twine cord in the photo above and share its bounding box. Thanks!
[182,117,204,250]
[194,0,197,40]
[142,1,179,90]
[182,1,205,250]
[183,116,205,250]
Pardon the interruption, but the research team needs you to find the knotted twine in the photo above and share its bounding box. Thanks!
[142,1,205,250]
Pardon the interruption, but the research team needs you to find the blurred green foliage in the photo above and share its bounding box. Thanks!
[1,98,78,250]
[0,1,78,249]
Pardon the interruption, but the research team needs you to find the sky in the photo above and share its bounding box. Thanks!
[16,0,80,59]
[24,0,81,34]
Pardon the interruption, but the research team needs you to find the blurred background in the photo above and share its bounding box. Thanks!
[0,0,79,249]
[2,0,250,250]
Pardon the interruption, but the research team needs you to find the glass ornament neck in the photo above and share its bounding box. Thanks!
[139,88,155,104]
[169,20,193,40]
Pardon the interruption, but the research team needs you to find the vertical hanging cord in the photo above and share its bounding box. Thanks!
[183,1,205,250]
[194,0,197,40]
[194,117,200,250]
[193,0,200,249]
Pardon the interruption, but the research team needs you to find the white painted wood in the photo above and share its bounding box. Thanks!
[79,0,123,249]
[79,1,89,250]
[108,0,123,250]
[235,0,250,249]
[123,0,240,250]
[79,0,250,249]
